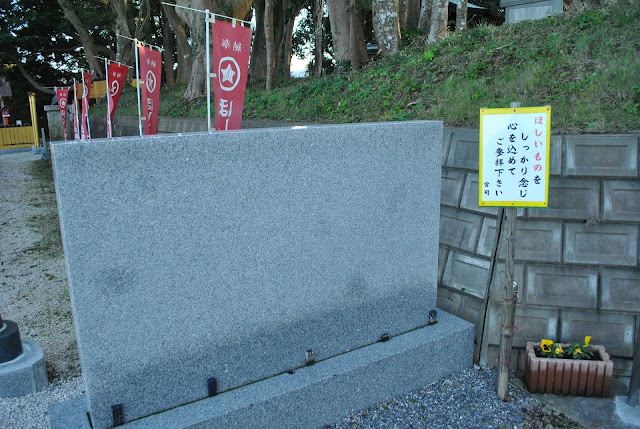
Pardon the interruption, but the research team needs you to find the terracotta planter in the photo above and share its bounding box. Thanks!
[525,342,614,397]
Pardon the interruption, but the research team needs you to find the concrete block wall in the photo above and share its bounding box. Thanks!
[81,118,639,375]
[437,128,640,376]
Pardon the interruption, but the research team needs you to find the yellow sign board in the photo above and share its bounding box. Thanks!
[479,106,551,207]
[75,80,107,100]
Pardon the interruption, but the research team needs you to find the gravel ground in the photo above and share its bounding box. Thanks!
[0,151,584,429]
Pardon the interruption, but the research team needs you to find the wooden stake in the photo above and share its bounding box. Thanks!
[628,328,640,406]
[497,207,517,400]
[497,101,521,401]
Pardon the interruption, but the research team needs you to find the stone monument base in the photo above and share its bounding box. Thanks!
[50,310,473,429]
[0,339,48,398]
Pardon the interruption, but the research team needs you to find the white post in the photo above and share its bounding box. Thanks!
[80,71,86,140]
[206,9,212,132]
[73,78,80,140]
[83,71,92,139]
[105,58,112,138]
[134,38,143,137]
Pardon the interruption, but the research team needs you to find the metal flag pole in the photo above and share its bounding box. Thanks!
[117,34,164,52]
[134,38,143,137]
[83,71,92,139]
[96,56,134,69]
[80,71,86,140]
[206,9,212,132]
[73,78,80,140]
[161,2,250,25]
[105,58,112,138]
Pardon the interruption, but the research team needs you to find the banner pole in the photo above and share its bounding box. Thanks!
[85,72,92,139]
[80,71,86,140]
[161,2,251,26]
[105,58,112,138]
[134,39,143,137]
[73,78,80,140]
[206,9,212,132]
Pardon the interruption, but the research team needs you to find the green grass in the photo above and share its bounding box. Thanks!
[92,0,640,133]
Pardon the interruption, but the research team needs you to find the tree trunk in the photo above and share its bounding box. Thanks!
[456,0,468,33]
[175,1,209,100]
[163,3,193,84]
[348,0,359,67]
[327,0,367,69]
[418,0,432,32]
[314,0,324,77]
[398,0,419,30]
[250,0,267,82]
[175,0,254,101]
[372,0,402,55]
[162,14,176,86]
[109,0,135,66]
[265,0,276,89]
[280,0,304,81]
[427,0,448,44]
[57,0,104,78]
[251,0,301,83]
[281,12,295,81]
[135,0,152,41]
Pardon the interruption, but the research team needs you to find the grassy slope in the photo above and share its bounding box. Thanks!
[97,1,640,133]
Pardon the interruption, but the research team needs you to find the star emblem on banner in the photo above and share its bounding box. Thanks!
[218,57,241,92]
[146,70,157,93]
[221,64,236,84]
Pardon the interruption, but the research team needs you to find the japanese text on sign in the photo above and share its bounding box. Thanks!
[479,106,551,207]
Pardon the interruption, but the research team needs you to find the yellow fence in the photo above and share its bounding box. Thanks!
[0,93,40,150]
[0,126,37,149]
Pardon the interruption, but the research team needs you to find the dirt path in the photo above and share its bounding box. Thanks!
[0,151,79,381]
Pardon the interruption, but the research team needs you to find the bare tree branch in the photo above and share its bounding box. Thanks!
[56,0,104,77]
[16,62,55,95]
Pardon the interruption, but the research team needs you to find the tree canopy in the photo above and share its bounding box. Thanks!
[2,0,500,109]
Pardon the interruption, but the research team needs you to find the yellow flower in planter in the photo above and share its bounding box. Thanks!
[540,339,553,353]
[555,344,564,355]
[567,336,595,360]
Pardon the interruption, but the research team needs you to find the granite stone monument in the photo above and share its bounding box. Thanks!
[50,122,473,428]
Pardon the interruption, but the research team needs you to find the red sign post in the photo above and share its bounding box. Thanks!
[138,46,161,135]
[106,62,129,138]
[212,20,251,131]
[73,80,80,140]
[81,72,92,140]
[56,88,70,140]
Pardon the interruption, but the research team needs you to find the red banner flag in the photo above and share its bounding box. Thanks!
[56,88,69,141]
[73,81,80,140]
[212,20,251,131]
[138,45,161,135]
[81,71,92,140]
[106,62,129,138]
